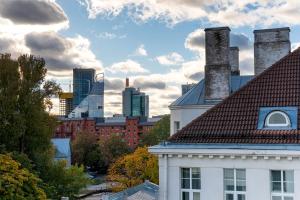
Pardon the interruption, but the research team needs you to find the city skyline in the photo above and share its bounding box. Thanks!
[0,0,300,116]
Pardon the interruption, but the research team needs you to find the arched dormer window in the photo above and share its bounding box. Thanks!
[265,111,291,128]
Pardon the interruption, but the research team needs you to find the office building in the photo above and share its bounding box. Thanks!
[122,78,149,117]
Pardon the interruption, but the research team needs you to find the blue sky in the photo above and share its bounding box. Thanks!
[0,0,300,116]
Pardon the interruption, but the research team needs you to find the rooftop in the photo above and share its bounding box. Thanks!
[169,48,300,144]
[170,75,253,107]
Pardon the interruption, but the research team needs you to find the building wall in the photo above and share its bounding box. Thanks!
[170,105,213,135]
[55,118,156,148]
[157,154,300,200]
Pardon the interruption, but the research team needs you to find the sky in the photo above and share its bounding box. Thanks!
[0,0,300,116]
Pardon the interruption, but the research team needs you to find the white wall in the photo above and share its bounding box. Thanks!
[158,155,300,200]
[170,105,213,135]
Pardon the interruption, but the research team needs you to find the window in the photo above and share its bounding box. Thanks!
[265,111,291,128]
[174,121,180,132]
[181,168,201,200]
[271,170,294,200]
[224,169,246,200]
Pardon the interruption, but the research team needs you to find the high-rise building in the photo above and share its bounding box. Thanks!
[69,69,104,119]
[73,68,95,108]
[122,78,149,117]
[59,92,73,117]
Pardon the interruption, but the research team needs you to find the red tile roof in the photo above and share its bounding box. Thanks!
[169,48,300,144]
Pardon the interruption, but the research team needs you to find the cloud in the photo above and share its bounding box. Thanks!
[134,44,148,56]
[292,43,300,51]
[106,59,149,74]
[185,28,205,52]
[96,32,126,39]
[0,0,67,25]
[83,0,300,27]
[231,33,252,50]
[133,78,166,90]
[24,32,102,76]
[104,78,124,90]
[156,52,184,66]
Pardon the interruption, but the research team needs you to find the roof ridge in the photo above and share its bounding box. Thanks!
[169,48,300,143]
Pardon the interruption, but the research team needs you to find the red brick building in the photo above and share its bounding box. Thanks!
[55,117,159,148]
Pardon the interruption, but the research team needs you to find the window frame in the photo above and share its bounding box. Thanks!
[180,167,201,200]
[174,121,181,132]
[224,168,246,200]
[265,111,291,128]
[270,170,294,200]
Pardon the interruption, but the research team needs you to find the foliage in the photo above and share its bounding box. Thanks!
[0,54,90,199]
[41,160,91,200]
[72,132,105,172]
[0,154,46,200]
[107,147,158,191]
[99,134,132,172]
[139,115,170,146]
[0,54,61,158]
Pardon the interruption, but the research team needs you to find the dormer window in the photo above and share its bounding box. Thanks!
[257,107,297,130]
[265,111,291,128]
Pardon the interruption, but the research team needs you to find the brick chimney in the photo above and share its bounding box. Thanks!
[204,27,231,101]
[229,47,240,75]
[254,27,291,75]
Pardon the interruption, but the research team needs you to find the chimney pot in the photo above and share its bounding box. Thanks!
[204,27,231,100]
[254,27,291,75]
[229,47,240,75]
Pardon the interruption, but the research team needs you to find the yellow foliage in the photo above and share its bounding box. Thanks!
[107,147,158,192]
[0,154,47,200]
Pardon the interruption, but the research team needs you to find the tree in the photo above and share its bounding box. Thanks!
[0,54,90,199]
[72,132,105,172]
[139,115,170,146]
[99,134,132,172]
[107,147,158,191]
[0,54,61,158]
[0,154,46,200]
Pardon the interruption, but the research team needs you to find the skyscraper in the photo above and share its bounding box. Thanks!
[122,78,149,117]
[73,68,95,108]
[69,68,104,118]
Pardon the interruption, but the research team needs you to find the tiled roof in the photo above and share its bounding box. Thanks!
[169,48,300,144]
[170,75,253,107]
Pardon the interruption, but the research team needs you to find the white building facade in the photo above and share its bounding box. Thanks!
[150,144,300,200]
[151,26,297,200]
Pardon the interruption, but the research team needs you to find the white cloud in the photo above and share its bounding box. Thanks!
[96,32,126,39]
[292,43,300,51]
[134,44,148,56]
[83,0,300,27]
[156,52,184,66]
[106,59,149,74]
[185,28,205,53]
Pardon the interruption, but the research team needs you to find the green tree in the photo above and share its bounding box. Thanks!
[0,54,90,199]
[0,154,46,200]
[99,134,131,172]
[107,147,158,192]
[0,54,61,158]
[139,115,170,146]
[72,132,105,172]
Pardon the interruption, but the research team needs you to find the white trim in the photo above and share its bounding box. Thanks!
[270,170,294,200]
[180,167,201,200]
[149,148,300,157]
[265,111,291,127]
[224,168,246,200]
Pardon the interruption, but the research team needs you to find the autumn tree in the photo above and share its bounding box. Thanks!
[99,134,131,172]
[139,115,170,146]
[72,132,104,172]
[107,147,158,191]
[0,154,46,199]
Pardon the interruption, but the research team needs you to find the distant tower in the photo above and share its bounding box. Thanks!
[73,68,95,108]
[122,78,149,117]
